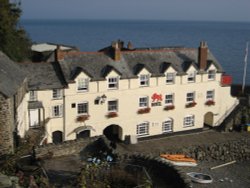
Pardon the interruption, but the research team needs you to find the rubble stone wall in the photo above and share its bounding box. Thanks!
[165,138,250,162]
[0,94,14,156]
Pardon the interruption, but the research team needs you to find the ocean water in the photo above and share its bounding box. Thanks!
[21,19,250,84]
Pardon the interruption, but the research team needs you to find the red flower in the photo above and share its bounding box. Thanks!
[137,107,151,114]
[164,105,175,110]
[185,102,197,108]
[106,112,118,118]
[205,100,215,106]
[76,115,90,122]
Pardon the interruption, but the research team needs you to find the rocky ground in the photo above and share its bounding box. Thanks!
[43,130,250,188]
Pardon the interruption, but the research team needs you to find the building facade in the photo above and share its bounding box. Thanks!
[20,41,238,144]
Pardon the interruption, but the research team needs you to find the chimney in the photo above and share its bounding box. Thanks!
[111,41,121,61]
[127,41,133,50]
[55,45,64,62]
[198,41,208,71]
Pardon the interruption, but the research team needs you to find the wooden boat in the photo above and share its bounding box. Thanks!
[187,172,213,184]
[160,154,197,167]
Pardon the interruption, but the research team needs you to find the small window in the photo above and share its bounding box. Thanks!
[29,91,37,101]
[187,71,196,82]
[206,90,214,101]
[77,102,88,114]
[139,97,148,108]
[52,105,63,117]
[208,70,216,80]
[166,73,175,84]
[165,93,174,105]
[108,77,118,89]
[108,100,118,112]
[77,78,89,92]
[137,122,149,136]
[140,74,149,86]
[186,92,195,103]
[52,89,62,99]
[162,118,173,133]
[183,115,195,127]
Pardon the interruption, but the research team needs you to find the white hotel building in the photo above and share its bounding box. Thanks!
[19,41,238,143]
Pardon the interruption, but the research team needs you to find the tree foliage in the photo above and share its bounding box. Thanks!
[0,0,31,61]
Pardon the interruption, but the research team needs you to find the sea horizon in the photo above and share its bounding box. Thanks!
[20,19,250,84]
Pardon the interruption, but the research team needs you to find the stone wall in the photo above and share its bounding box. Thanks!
[119,154,191,188]
[35,136,105,158]
[0,94,15,156]
[165,138,250,162]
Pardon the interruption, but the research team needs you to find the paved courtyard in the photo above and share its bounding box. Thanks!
[43,130,250,187]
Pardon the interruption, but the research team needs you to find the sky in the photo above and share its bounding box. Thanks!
[20,0,250,22]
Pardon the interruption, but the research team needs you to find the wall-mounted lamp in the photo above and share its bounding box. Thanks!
[95,94,107,105]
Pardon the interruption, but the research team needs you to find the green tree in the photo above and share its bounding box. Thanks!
[0,0,31,61]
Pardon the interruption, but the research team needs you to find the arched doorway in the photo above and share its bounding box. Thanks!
[103,124,122,142]
[77,130,90,139]
[52,131,63,144]
[204,112,214,127]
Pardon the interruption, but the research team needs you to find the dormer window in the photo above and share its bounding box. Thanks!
[77,78,89,92]
[108,77,119,89]
[140,74,149,86]
[52,89,62,99]
[29,91,37,101]
[187,71,196,82]
[208,70,216,80]
[166,73,175,84]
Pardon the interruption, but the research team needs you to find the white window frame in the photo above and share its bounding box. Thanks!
[206,90,214,101]
[52,105,63,117]
[29,90,37,101]
[139,74,150,87]
[139,96,148,108]
[183,115,195,128]
[108,77,119,89]
[77,102,88,115]
[77,78,89,92]
[208,70,216,80]
[165,93,174,105]
[136,122,149,136]
[186,92,195,103]
[108,100,118,112]
[166,73,175,84]
[187,71,196,82]
[162,118,173,133]
[52,89,62,99]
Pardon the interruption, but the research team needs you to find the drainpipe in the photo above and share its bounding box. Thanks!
[63,88,66,141]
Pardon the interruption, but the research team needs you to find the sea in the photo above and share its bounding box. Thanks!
[20,19,250,84]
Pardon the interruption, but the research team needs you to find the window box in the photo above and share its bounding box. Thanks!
[185,102,197,108]
[76,115,90,122]
[205,100,215,106]
[106,112,118,118]
[164,105,175,111]
[137,107,151,114]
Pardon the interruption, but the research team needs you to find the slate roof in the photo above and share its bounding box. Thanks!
[0,51,26,98]
[18,62,66,90]
[59,46,223,82]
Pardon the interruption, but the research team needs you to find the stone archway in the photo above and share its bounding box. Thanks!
[103,124,122,142]
[52,131,63,144]
[77,130,90,139]
[204,112,214,127]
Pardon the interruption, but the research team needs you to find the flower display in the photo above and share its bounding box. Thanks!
[76,115,90,122]
[137,107,151,114]
[185,102,197,108]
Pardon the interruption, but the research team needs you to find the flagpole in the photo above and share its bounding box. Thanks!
[242,41,248,94]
